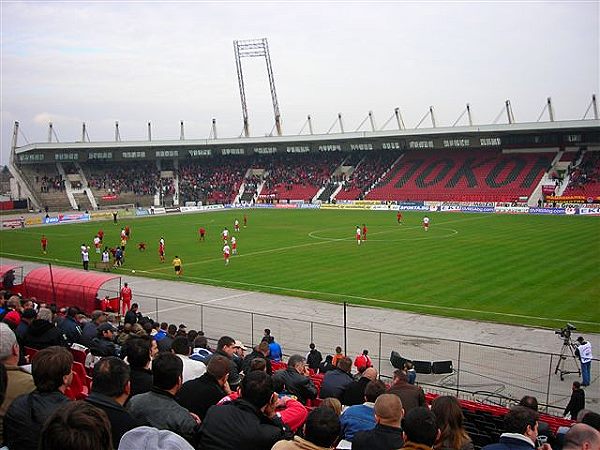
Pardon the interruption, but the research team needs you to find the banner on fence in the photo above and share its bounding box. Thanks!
[528,207,565,215]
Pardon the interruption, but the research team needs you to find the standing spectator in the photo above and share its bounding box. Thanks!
[0,322,35,446]
[124,303,142,325]
[576,336,593,386]
[58,306,83,345]
[319,356,353,401]
[268,336,283,362]
[157,324,177,352]
[197,370,291,449]
[40,401,113,450]
[273,354,317,405]
[352,394,405,450]
[205,336,241,391]
[342,366,378,407]
[339,379,386,442]
[120,283,133,316]
[388,369,426,414]
[2,270,15,293]
[21,307,68,350]
[273,406,340,450]
[82,245,90,271]
[124,336,156,397]
[482,406,550,450]
[431,395,474,450]
[81,310,107,348]
[318,355,335,374]
[84,357,140,448]
[306,343,323,371]
[564,381,586,420]
[400,407,440,450]
[332,346,345,367]
[127,352,200,443]
[171,336,206,383]
[354,349,373,374]
[3,346,72,450]
[242,341,272,375]
[176,354,231,420]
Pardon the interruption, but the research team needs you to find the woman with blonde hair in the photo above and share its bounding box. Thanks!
[321,397,342,416]
[431,395,474,450]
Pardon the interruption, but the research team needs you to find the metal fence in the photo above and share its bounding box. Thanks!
[129,292,597,415]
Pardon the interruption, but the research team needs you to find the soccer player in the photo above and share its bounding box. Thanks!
[199,227,206,242]
[362,223,368,241]
[158,237,165,263]
[120,282,133,316]
[223,243,231,265]
[397,211,403,224]
[423,216,430,231]
[125,225,131,239]
[356,226,362,245]
[243,214,247,228]
[98,229,104,242]
[172,255,182,276]
[81,246,90,271]
[93,235,101,253]
[101,247,110,271]
[222,227,229,243]
[138,242,146,251]
[41,235,48,254]
[231,236,237,255]
[120,228,126,240]
[234,219,240,232]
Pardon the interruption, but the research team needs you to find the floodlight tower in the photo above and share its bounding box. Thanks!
[233,38,282,137]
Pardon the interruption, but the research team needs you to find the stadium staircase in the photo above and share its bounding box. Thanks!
[365,150,552,203]
[74,163,98,210]
[56,163,78,210]
[7,151,42,210]
[527,150,561,206]
[316,182,340,202]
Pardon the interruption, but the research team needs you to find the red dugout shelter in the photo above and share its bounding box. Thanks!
[23,266,121,313]
[0,264,24,295]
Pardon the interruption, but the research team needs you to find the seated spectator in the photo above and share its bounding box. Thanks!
[85,356,141,448]
[171,336,206,383]
[157,324,177,352]
[353,393,405,450]
[40,400,113,450]
[321,397,342,417]
[154,322,168,341]
[3,346,72,450]
[197,370,292,449]
[332,346,345,367]
[127,352,200,443]
[118,426,195,450]
[563,424,600,450]
[319,356,353,400]
[306,343,323,371]
[431,395,473,450]
[176,354,230,421]
[519,395,552,439]
[14,308,36,339]
[205,336,241,391]
[388,369,426,414]
[564,382,586,420]
[58,306,83,345]
[273,354,317,405]
[0,322,35,446]
[273,406,340,450]
[318,354,335,374]
[124,335,156,397]
[190,335,213,363]
[339,379,387,442]
[124,303,142,325]
[400,406,440,450]
[342,366,378,406]
[242,340,272,375]
[482,406,550,450]
[89,322,120,357]
[21,307,68,350]
[581,412,600,431]
[232,340,246,373]
[80,310,107,348]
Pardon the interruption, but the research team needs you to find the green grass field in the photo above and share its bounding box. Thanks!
[1,209,599,332]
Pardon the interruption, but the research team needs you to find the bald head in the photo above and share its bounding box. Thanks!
[375,394,404,426]
[563,424,600,450]
[363,367,378,381]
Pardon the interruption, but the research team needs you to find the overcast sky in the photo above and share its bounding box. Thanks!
[1,1,598,164]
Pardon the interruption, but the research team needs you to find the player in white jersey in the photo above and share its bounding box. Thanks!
[231,236,237,255]
[93,236,101,253]
[423,216,430,231]
[222,227,229,243]
[356,226,361,245]
[223,243,231,265]
[234,219,240,232]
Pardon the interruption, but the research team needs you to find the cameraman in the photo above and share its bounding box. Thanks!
[575,336,593,386]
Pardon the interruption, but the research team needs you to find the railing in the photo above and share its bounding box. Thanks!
[125,292,597,415]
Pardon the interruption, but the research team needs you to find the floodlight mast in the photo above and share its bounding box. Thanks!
[233,38,282,137]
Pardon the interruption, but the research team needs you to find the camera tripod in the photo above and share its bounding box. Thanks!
[554,337,581,381]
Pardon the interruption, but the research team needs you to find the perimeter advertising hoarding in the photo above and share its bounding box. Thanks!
[495,206,529,214]
[528,207,566,215]
[578,207,600,215]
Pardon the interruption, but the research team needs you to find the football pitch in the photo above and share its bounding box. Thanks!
[1,209,599,332]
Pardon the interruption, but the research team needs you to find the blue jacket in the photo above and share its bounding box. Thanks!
[269,341,282,362]
[340,402,376,441]
[483,435,535,450]
[319,368,353,400]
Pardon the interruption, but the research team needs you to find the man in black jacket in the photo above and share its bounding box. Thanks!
[177,354,231,420]
[3,346,72,450]
[85,356,140,448]
[89,322,119,357]
[57,307,82,345]
[352,393,404,450]
[273,354,317,405]
[242,341,272,375]
[123,335,155,397]
[198,370,292,450]
[343,366,378,406]
[205,336,241,390]
[306,343,322,371]
[564,381,586,420]
[21,308,68,350]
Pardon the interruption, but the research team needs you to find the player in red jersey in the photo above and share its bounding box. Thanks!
[243,214,247,228]
[362,224,368,242]
[356,226,362,245]
[98,229,104,242]
[223,243,231,265]
[120,282,133,316]
[125,225,131,239]
[199,227,206,242]
[41,235,48,254]
[397,211,403,224]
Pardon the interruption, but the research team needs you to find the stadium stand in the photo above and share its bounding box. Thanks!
[562,151,600,198]
[365,150,553,203]
[336,150,402,200]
